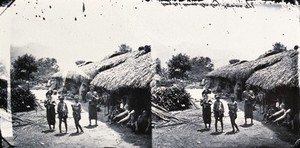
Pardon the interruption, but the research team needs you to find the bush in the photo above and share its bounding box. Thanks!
[11,86,36,112]
[152,86,191,111]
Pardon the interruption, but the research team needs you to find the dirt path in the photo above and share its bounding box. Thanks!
[6,90,151,148]
[153,89,299,148]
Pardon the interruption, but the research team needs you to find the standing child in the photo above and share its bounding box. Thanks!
[72,95,83,133]
[228,96,239,133]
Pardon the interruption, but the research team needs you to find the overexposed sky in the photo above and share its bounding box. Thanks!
[4,0,300,69]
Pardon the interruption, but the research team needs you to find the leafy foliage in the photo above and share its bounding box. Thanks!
[155,58,162,74]
[108,44,132,58]
[258,42,287,59]
[119,44,132,53]
[11,86,36,112]
[187,57,214,81]
[152,86,191,111]
[12,54,38,81]
[11,54,58,112]
[32,57,59,84]
[0,80,7,109]
[167,53,191,79]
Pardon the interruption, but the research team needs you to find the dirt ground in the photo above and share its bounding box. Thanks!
[5,90,151,148]
[152,89,300,148]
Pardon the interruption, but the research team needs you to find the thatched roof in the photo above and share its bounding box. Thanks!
[246,50,298,90]
[206,50,297,82]
[52,64,90,81]
[80,51,137,78]
[90,50,155,91]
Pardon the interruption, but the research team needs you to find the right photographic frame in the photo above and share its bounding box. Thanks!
[150,0,300,147]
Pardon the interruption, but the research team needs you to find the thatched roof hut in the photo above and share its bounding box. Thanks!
[90,50,155,91]
[206,50,296,82]
[246,50,298,90]
[52,68,90,82]
[80,51,137,79]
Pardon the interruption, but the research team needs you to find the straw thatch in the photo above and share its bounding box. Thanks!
[90,51,155,91]
[51,69,90,82]
[80,51,137,78]
[206,50,296,82]
[246,50,298,90]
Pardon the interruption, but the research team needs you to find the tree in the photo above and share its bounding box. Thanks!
[155,58,162,74]
[272,42,287,53]
[258,42,287,59]
[12,54,38,81]
[188,57,214,81]
[118,44,132,53]
[33,57,59,84]
[167,53,191,79]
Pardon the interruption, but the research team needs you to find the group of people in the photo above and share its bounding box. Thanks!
[44,89,100,134]
[44,86,151,134]
[200,86,256,133]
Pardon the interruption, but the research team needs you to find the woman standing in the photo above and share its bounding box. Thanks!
[88,91,98,126]
[243,85,255,125]
[72,96,83,133]
[57,96,68,133]
[44,90,56,130]
[213,95,224,132]
[200,91,212,129]
[228,96,239,133]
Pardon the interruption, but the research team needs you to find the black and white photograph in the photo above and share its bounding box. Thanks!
[0,0,300,147]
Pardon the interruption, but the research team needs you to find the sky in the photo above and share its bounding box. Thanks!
[1,0,299,70]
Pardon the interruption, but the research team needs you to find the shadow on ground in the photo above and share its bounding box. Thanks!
[81,103,151,147]
[41,129,55,133]
[54,133,68,137]
[197,128,210,133]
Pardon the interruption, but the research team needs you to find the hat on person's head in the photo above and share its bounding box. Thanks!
[215,94,220,99]
[74,95,79,99]
[58,95,64,100]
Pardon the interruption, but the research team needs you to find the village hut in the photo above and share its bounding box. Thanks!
[0,62,8,110]
[207,49,300,131]
[51,64,91,95]
[206,50,297,93]
[246,50,299,120]
[89,47,155,115]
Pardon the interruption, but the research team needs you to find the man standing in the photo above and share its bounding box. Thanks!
[57,96,68,133]
[213,94,224,132]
